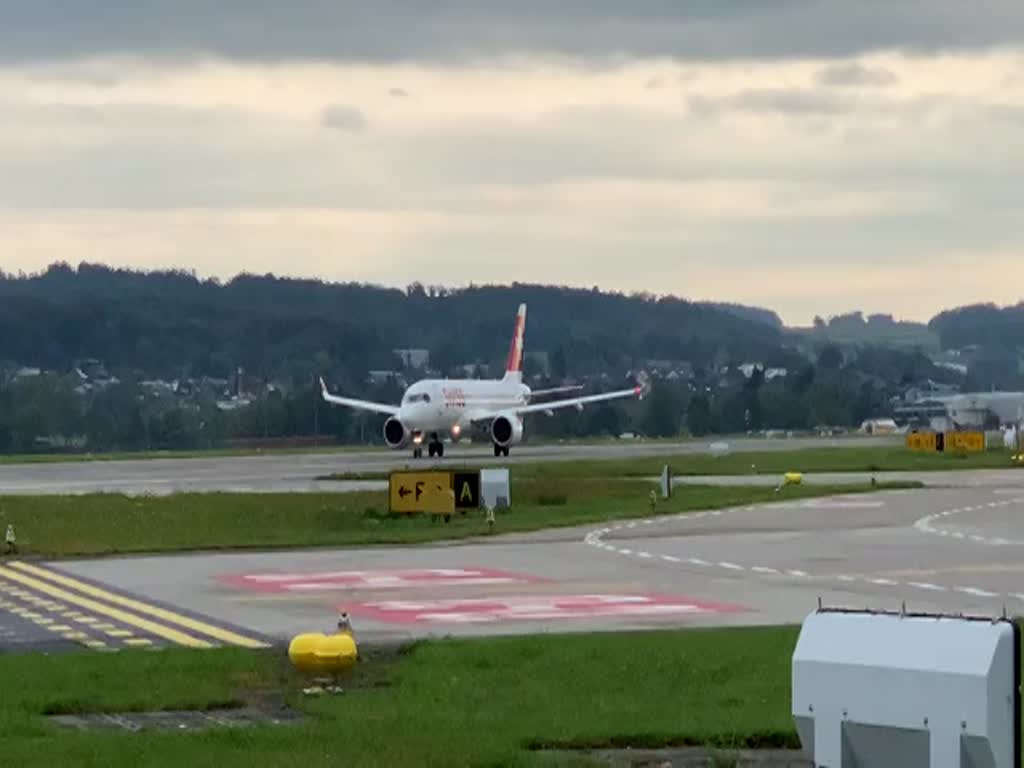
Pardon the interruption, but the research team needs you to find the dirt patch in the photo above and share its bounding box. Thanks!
[548,747,811,767]
[48,706,305,733]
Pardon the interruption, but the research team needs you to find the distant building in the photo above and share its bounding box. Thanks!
[897,390,1024,431]
[393,349,430,370]
[860,418,900,435]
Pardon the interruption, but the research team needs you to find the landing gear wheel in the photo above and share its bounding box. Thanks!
[413,447,423,459]
[436,442,444,458]
[493,443,510,457]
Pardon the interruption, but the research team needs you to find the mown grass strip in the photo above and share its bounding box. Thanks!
[0,480,913,557]
[0,627,804,767]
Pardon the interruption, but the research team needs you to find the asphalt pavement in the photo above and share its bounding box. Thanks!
[41,471,1024,649]
[0,436,897,496]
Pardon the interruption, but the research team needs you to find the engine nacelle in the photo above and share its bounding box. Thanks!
[382,417,408,448]
[490,414,524,447]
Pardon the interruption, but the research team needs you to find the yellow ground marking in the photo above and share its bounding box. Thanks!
[62,632,90,641]
[9,562,267,649]
[84,640,108,650]
[104,630,133,638]
[33,618,53,626]
[0,566,211,649]
[47,625,73,632]
[73,616,99,625]
[124,638,154,647]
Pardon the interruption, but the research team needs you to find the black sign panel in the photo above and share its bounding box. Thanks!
[452,471,480,509]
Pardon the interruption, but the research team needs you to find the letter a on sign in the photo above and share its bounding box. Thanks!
[452,471,480,509]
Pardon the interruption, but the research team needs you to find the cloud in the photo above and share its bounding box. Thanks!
[2,1,1024,65]
[816,61,899,87]
[730,87,852,114]
[321,103,368,131]
[0,47,1022,324]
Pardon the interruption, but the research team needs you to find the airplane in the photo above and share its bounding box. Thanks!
[319,302,646,458]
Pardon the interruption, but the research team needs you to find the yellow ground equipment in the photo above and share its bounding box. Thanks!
[288,632,358,678]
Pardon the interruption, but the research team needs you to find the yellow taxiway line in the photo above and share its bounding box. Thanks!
[8,561,269,649]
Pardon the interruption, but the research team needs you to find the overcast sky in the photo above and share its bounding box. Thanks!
[1,1,1023,325]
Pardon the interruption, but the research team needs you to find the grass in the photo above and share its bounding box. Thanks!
[319,445,1020,484]
[0,479,915,558]
[512,446,1021,479]
[0,626,804,767]
[0,444,380,465]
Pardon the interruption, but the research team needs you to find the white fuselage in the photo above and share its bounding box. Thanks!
[398,377,529,436]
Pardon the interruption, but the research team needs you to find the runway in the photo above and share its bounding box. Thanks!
[26,472,1024,652]
[0,436,896,496]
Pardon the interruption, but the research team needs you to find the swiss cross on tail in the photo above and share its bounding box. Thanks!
[504,303,527,383]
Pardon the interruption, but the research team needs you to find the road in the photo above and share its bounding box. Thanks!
[10,467,1024,653]
[0,436,897,496]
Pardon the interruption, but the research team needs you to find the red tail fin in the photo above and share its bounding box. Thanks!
[505,303,526,377]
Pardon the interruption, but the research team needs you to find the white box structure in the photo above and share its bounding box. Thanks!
[480,468,510,509]
[659,464,673,499]
[792,607,1020,768]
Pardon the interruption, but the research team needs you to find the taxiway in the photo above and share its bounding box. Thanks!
[25,471,1024,651]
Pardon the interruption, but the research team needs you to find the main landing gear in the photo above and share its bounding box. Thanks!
[412,434,445,459]
[493,443,509,457]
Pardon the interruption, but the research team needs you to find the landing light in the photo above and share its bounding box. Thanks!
[452,424,462,436]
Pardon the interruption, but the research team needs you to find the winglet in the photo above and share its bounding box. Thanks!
[319,376,329,399]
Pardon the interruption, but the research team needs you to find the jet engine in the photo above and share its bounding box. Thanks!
[490,413,524,448]
[382,417,408,448]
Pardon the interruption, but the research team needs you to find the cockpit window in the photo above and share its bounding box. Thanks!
[405,393,431,404]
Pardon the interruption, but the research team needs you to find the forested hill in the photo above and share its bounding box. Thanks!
[929,303,1024,351]
[0,263,792,384]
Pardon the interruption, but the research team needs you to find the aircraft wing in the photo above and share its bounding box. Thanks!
[527,385,584,399]
[473,385,644,421]
[319,377,400,416]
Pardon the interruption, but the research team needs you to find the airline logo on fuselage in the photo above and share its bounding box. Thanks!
[442,387,466,408]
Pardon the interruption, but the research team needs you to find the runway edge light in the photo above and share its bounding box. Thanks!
[791,605,1021,768]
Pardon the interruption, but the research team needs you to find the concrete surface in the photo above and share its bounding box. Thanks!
[0,436,897,496]
[47,476,1024,648]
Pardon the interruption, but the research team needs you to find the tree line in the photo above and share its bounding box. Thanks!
[0,262,1010,453]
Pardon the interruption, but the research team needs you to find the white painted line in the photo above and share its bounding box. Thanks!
[751,566,779,575]
[688,558,710,566]
[955,586,998,598]
[836,575,856,582]
[868,578,897,586]
[787,570,810,578]
[661,555,681,563]
[718,562,744,571]
[907,582,947,592]
[637,552,654,559]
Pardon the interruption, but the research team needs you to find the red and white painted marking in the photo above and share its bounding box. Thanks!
[219,567,541,594]
[342,594,743,624]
